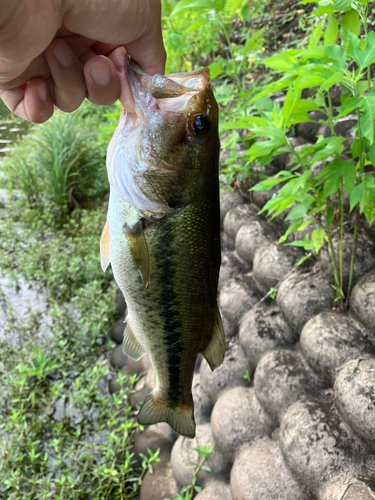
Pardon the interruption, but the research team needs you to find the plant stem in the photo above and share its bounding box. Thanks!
[339,181,344,310]
[345,219,358,310]
[327,228,340,298]
[287,140,307,173]
[326,91,335,137]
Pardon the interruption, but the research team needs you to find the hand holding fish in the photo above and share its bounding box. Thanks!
[0,0,165,123]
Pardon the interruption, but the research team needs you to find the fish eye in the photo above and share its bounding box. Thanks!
[191,114,210,136]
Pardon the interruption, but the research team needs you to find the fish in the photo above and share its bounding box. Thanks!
[100,59,224,438]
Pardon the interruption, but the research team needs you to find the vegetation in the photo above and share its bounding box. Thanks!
[1,0,375,497]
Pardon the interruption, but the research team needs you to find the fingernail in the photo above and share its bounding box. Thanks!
[90,62,111,86]
[53,42,73,68]
[37,83,48,102]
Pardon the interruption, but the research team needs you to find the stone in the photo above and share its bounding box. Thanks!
[220,190,246,228]
[320,233,375,291]
[219,275,262,326]
[223,204,260,240]
[140,460,178,500]
[334,357,375,448]
[280,398,367,496]
[251,183,279,211]
[200,345,253,404]
[253,243,305,293]
[334,118,357,137]
[195,481,232,500]
[350,272,375,334]
[171,423,231,489]
[254,349,325,424]
[129,369,155,409]
[211,387,274,462]
[239,305,297,366]
[230,437,308,500]
[192,373,214,425]
[134,423,177,462]
[319,474,375,500]
[276,268,334,333]
[221,231,235,252]
[110,316,125,344]
[300,312,375,385]
[127,354,151,376]
[235,220,278,265]
[218,252,250,292]
[221,314,238,340]
[110,344,128,370]
[296,120,320,143]
[108,366,128,394]
[114,287,126,317]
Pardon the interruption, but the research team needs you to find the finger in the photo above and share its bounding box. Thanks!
[108,46,134,112]
[84,55,121,105]
[0,78,54,123]
[45,38,86,112]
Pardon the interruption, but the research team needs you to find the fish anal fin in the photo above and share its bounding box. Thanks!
[100,220,110,272]
[122,319,146,361]
[123,220,150,288]
[137,392,195,438]
[201,306,226,371]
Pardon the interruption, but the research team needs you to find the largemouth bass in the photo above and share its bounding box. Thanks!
[100,59,224,438]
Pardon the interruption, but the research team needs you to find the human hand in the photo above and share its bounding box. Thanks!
[0,0,165,123]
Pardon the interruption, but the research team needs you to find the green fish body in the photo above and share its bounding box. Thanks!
[100,61,224,438]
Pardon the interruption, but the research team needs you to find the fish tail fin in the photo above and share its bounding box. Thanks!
[137,392,195,438]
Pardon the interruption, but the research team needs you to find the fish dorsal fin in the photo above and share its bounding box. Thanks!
[123,220,150,288]
[201,305,226,371]
[122,318,146,361]
[100,220,111,272]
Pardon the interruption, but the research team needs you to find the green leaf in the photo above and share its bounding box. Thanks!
[324,16,338,45]
[342,9,360,35]
[317,71,343,94]
[243,28,265,54]
[325,44,346,69]
[348,31,375,69]
[171,0,226,16]
[294,75,325,89]
[309,21,323,48]
[350,181,365,211]
[262,53,298,71]
[163,2,173,15]
[342,161,357,194]
[282,88,302,126]
[285,201,312,221]
[369,141,375,166]
[360,95,375,143]
[208,61,224,79]
[311,227,327,253]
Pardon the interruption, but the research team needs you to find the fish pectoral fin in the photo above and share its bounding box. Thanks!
[122,319,146,361]
[123,220,150,288]
[201,305,226,371]
[137,392,195,438]
[100,220,111,272]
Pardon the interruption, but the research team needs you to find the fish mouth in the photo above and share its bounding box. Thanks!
[127,57,210,114]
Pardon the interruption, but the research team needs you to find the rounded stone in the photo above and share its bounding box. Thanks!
[252,184,279,211]
[350,272,375,334]
[280,398,366,495]
[134,422,177,462]
[200,345,253,403]
[211,386,274,462]
[221,231,235,252]
[129,369,155,409]
[127,354,152,376]
[254,349,325,424]
[223,204,260,240]
[140,460,178,500]
[320,233,375,291]
[219,275,262,326]
[334,357,375,448]
[171,423,231,489]
[110,344,128,370]
[192,373,214,425]
[220,190,246,227]
[319,474,375,500]
[230,437,308,500]
[110,316,125,344]
[235,221,278,265]
[218,252,250,292]
[108,366,128,394]
[300,312,375,385]
[114,287,126,317]
[195,481,232,500]
[239,305,297,366]
[276,268,334,333]
[253,243,305,293]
